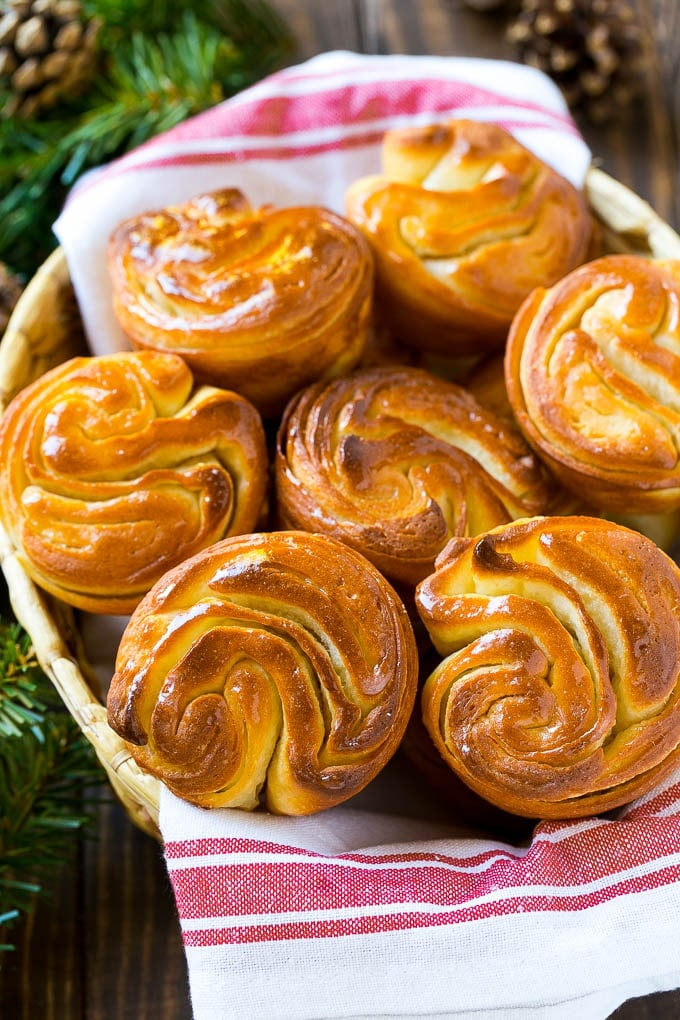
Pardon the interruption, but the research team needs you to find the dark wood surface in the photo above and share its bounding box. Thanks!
[1,1,679,1017]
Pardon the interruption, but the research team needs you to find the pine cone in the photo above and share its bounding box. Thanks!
[0,262,24,336]
[507,0,648,123]
[0,0,101,118]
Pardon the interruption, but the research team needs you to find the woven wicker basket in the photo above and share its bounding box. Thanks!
[1,168,680,843]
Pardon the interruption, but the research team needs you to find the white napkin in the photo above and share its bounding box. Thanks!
[55,51,680,1020]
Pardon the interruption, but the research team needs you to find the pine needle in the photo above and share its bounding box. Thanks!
[0,0,293,276]
[0,0,294,953]
[0,620,105,951]
[0,622,55,738]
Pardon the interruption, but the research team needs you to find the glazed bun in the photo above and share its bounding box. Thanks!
[415,515,680,819]
[107,530,419,815]
[345,119,592,356]
[275,365,553,586]
[0,350,267,614]
[107,188,374,417]
[505,254,680,513]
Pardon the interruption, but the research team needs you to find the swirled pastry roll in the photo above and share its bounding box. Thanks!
[471,352,680,547]
[107,530,419,814]
[107,189,374,418]
[275,365,553,586]
[505,255,680,512]
[0,351,267,614]
[415,516,680,819]
[345,119,592,356]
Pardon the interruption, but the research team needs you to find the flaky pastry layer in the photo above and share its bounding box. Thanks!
[0,350,267,613]
[276,365,553,585]
[107,189,374,417]
[415,515,680,818]
[107,530,419,814]
[505,254,680,512]
[345,119,592,356]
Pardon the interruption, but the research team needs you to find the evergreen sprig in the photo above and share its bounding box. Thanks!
[61,12,244,182]
[0,0,294,956]
[0,620,104,951]
[0,621,53,738]
[0,0,293,277]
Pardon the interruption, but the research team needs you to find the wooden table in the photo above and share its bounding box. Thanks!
[1,1,678,1017]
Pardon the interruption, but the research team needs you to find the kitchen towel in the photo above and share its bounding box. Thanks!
[55,50,680,1020]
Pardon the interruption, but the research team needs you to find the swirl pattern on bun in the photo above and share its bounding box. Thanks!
[0,350,267,614]
[107,530,419,814]
[345,119,592,355]
[505,254,680,513]
[415,515,680,819]
[107,189,374,417]
[276,365,553,585]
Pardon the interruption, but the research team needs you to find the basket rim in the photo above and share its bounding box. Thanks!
[1,166,680,841]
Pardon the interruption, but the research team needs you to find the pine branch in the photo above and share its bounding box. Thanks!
[0,0,293,276]
[84,0,282,42]
[0,620,105,951]
[0,910,20,952]
[0,721,104,949]
[0,621,62,737]
[0,0,295,953]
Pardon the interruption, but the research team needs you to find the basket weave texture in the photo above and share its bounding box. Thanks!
[1,168,680,842]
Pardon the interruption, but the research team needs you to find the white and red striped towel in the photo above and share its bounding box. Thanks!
[55,52,680,1019]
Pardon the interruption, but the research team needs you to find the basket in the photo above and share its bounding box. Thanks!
[1,167,680,844]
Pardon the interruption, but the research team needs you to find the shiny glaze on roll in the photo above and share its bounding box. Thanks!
[107,189,374,417]
[505,254,680,512]
[416,515,680,819]
[0,350,267,613]
[276,364,553,585]
[107,530,419,814]
[345,119,592,356]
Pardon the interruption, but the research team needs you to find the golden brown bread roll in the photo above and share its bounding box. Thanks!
[471,351,680,548]
[345,119,592,357]
[0,350,267,614]
[505,254,680,513]
[415,515,680,819]
[107,530,419,814]
[275,364,554,586]
[107,188,374,418]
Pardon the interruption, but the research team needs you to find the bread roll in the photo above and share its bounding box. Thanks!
[107,188,374,418]
[0,350,267,614]
[472,350,680,548]
[345,119,592,356]
[415,515,680,819]
[505,254,680,513]
[107,530,419,814]
[275,365,553,586]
